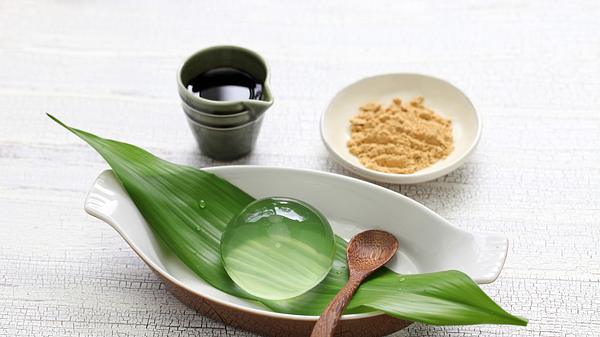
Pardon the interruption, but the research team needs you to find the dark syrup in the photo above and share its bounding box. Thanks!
[186,67,263,101]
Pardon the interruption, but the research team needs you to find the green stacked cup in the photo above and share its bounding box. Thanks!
[177,46,274,160]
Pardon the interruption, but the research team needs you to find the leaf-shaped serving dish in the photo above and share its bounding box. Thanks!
[85,166,507,337]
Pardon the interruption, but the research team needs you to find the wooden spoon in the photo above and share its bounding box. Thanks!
[310,230,399,337]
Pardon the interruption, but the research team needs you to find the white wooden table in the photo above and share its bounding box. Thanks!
[1,1,599,336]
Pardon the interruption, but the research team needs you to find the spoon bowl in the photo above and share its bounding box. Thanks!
[346,230,399,274]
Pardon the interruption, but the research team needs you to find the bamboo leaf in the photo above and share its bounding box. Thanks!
[48,114,527,326]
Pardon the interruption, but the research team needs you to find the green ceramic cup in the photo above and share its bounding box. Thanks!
[177,46,273,159]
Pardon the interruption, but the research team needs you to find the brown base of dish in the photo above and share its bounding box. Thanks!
[155,272,412,337]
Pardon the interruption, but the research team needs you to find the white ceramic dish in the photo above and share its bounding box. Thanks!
[84,166,505,336]
[321,73,481,184]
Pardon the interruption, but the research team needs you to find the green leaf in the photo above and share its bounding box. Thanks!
[48,114,527,326]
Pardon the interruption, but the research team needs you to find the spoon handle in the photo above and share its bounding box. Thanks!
[310,274,364,337]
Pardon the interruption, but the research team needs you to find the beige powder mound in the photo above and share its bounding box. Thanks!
[347,96,454,174]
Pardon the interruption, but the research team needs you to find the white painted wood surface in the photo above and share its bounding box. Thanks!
[1,1,599,336]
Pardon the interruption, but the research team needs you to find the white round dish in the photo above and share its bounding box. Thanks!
[321,73,481,184]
